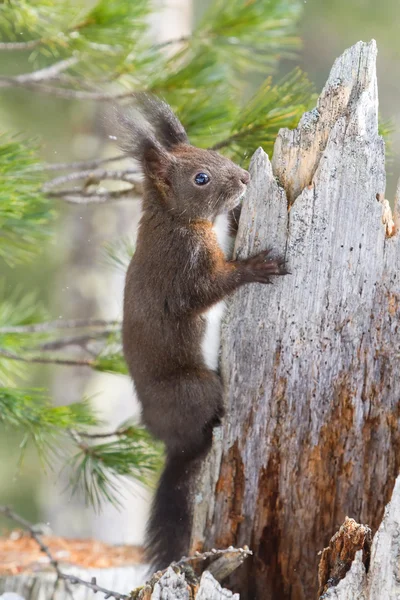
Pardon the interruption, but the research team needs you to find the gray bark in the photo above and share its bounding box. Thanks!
[191,39,400,600]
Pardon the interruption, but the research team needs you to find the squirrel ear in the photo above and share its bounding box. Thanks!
[142,140,174,190]
[135,94,189,149]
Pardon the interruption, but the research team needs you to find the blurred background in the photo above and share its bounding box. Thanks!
[0,0,399,548]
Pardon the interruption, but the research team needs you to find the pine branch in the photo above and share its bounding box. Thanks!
[0,389,98,456]
[0,348,95,368]
[36,331,115,352]
[0,136,53,265]
[154,36,191,49]
[1,80,134,101]
[68,428,162,509]
[0,506,129,600]
[42,165,143,205]
[0,40,42,51]
[78,428,132,439]
[38,156,126,172]
[0,58,79,88]
[47,188,141,205]
[42,168,140,192]
[0,318,120,335]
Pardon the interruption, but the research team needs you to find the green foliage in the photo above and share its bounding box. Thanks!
[0,388,97,459]
[0,287,47,385]
[69,427,163,510]
[194,0,301,75]
[0,0,152,74]
[0,0,316,511]
[0,136,53,266]
[0,386,161,506]
[214,68,315,161]
[93,351,128,375]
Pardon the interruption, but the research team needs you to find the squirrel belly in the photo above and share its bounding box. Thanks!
[200,213,231,371]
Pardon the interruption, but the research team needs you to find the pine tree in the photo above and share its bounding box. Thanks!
[0,0,317,510]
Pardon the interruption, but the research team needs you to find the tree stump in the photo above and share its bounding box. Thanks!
[191,39,400,600]
[318,474,400,598]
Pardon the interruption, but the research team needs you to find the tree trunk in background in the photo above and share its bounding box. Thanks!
[190,40,400,600]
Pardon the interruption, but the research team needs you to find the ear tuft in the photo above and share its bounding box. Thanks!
[108,104,154,162]
[107,105,174,192]
[134,93,189,149]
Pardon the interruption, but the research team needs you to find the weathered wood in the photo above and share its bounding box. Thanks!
[0,565,146,600]
[191,39,400,600]
[321,474,400,599]
[0,565,238,600]
[317,517,371,596]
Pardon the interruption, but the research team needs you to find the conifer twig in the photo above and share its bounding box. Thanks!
[36,330,115,351]
[0,40,42,51]
[0,58,79,87]
[42,168,140,192]
[78,427,133,439]
[0,318,120,334]
[0,506,129,600]
[0,80,134,101]
[0,348,95,367]
[47,188,140,204]
[38,156,126,172]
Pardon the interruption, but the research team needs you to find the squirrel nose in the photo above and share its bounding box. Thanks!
[240,170,250,185]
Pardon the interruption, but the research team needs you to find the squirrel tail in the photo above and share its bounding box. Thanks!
[145,448,206,571]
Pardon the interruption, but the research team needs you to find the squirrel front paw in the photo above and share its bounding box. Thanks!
[240,249,289,284]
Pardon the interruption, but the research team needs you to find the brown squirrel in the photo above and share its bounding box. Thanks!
[113,95,287,571]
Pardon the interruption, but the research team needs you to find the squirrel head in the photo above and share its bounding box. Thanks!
[112,95,250,221]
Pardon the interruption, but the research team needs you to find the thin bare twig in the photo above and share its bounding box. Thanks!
[37,155,126,172]
[154,36,190,49]
[1,79,133,100]
[36,330,116,351]
[48,188,141,204]
[78,426,133,439]
[0,57,78,87]
[0,348,95,368]
[0,318,120,334]
[0,34,191,52]
[0,39,42,51]
[0,506,129,600]
[177,546,253,565]
[42,168,140,192]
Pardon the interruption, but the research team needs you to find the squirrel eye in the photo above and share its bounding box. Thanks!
[194,172,210,186]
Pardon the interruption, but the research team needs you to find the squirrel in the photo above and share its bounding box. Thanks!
[112,95,288,571]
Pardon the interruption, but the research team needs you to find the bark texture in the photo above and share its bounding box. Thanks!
[191,40,400,600]
[320,474,400,599]
[317,517,371,596]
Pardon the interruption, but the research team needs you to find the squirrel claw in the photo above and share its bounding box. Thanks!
[241,249,290,284]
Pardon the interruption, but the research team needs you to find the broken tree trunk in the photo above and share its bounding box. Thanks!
[190,40,400,600]
[318,473,400,598]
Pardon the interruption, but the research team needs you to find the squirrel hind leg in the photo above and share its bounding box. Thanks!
[142,368,224,455]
